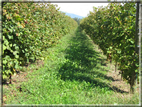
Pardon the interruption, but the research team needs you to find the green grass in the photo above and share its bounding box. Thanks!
[3,27,139,105]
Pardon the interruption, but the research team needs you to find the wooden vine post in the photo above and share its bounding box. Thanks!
[139,0,142,102]
[135,0,142,95]
[130,1,139,94]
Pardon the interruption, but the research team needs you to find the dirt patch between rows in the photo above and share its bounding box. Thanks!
[107,64,139,94]
[86,34,140,97]
[2,59,44,104]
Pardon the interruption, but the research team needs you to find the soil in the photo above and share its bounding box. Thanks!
[108,63,139,92]
[3,59,44,91]
[2,35,140,104]
[2,59,44,105]
[86,34,140,97]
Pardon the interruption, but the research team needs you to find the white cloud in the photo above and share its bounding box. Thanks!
[33,0,109,17]
[51,3,109,17]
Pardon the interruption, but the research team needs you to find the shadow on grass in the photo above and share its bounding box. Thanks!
[57,27,128,94]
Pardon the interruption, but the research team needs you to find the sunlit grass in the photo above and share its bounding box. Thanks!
[3,27,139,105]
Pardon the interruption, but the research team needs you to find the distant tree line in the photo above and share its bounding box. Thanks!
[73,17,81,25]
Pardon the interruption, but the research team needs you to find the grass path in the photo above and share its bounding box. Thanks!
[3,27,139,105]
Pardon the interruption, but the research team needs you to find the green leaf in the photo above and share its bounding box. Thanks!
[15,46,19,50]
[13,51,18,55]
[109,46,112,50]
[3,45,7,51]
[10,44,12,47]
[13,44,17,47]
[117,50,121,54]
[15,63,19,69]
[15,55,19,58]
[25,53,29,57]
[8,35,13,39]
[3,60,7,64]
[135,69,139,73]
[107,50,111,54]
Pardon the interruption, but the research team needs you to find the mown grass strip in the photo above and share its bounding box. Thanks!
[3,27,139,105]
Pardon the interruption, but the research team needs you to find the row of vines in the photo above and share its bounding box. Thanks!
[80,3,140,94]
[2,3,78,79]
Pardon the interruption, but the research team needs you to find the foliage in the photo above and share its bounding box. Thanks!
[80,3,138,93]
[2,2,78,78]
[73,17,81,25]
[3,27,139,104]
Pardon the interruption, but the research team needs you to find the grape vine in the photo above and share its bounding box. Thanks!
[2,3,78,79]
[80,3,139,94]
